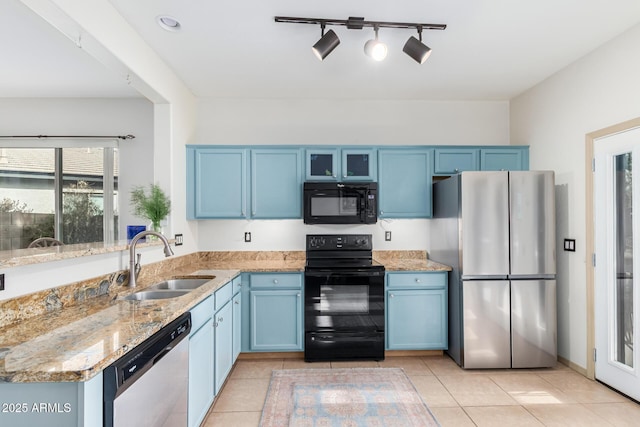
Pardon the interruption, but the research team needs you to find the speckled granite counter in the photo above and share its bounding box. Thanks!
[0,250,449,383]
[0,269,239,383]
[373,251,452,272]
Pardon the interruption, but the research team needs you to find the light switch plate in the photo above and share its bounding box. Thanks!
[564,238,575,252]
[174,234,183,246]
[244,232,251,242]
[385,231,392,241]
[0,273,5,291]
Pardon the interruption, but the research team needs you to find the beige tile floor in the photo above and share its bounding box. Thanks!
[202,355,640,426]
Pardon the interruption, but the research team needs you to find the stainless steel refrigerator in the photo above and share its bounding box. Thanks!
[430,171,557,369]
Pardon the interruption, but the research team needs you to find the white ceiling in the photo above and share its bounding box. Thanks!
[3,0,640,100]
[0,0,138,98]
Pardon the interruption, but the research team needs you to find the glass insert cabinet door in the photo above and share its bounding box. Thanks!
[305,149,376,181]
[594,127,640,401]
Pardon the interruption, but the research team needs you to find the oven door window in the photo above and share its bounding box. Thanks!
[310,194,359,217]
[319,285,369,313]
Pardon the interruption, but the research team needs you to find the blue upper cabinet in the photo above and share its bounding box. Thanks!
[378,149,433,218]
[306,148,377,181]
[251,149,303,218]
[480,147,528,171]
[187,147,247,219]
[187,146,303,219]
[306,149,338,181]
[435,146,529,174]
[434,148,479,174]
[341,149,377,181]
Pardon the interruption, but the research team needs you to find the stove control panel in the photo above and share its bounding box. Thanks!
[306,234,372,251]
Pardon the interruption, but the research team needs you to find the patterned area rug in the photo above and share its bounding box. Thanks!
[260,368,440,426]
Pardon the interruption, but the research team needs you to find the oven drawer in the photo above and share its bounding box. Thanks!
[386,272,447,289]
[250,273,302,289]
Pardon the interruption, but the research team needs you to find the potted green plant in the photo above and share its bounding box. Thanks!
[130,183,171,233]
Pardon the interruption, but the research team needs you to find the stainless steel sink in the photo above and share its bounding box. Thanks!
[148,277,213,291]
[122,290,190,301]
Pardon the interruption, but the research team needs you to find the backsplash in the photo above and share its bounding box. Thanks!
[0,251,305,328]
[0,252,201,328]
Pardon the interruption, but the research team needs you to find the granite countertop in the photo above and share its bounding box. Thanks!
[0,269,239,383]
[0,251,450,384]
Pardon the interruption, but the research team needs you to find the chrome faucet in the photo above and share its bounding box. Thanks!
[128,230,174,287]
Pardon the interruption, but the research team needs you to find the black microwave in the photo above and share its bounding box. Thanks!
[303,182,378,224]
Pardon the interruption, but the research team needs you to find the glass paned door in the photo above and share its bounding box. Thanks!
[594,127,639,400]
[613,153,633,367]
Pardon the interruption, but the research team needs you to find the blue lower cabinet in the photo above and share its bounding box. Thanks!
[232,292,242,363]
[387,289,447,350]
[214,300,234,395]
[250,289,303,351]
[188,318,215,427]
[386,272,448,350]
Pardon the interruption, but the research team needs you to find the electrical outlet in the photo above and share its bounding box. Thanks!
[244,232,252,242]
[0,273,5,291]
[385,231,392,241]
[174,234,183,246]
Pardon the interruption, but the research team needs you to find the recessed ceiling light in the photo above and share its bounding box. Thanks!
[157,15,181,32]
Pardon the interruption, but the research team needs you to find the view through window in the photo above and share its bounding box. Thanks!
[0,146,119,250]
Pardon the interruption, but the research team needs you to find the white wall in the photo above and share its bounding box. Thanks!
[510,23,640,369]
[196,98,509,146]
[194,98,510,252]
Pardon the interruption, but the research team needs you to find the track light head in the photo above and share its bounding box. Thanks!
[364,27,387,61]
[403,35,432,64]
[312,28,340,61]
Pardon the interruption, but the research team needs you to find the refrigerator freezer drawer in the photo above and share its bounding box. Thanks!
[511,280,557,368]
[462,280,511,369]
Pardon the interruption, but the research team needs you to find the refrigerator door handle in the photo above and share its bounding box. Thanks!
[509,274,556,280]
[461,275,508,281]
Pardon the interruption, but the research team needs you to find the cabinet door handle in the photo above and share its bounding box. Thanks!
[218,317,224,322]
[415,278,422,283]
[389,294,394,298]
[380,210,384,215]
[213,322,219,328]
[297,293,301,297]
[273,279,279,284]
[234,300,240,305]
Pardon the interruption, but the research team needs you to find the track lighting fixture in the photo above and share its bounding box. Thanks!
[403,26,432,64]
[312,23,340,60]
[364,26,387,61]
[275,16,446,64]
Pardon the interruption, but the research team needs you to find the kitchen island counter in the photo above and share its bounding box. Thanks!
[0,269,239,383]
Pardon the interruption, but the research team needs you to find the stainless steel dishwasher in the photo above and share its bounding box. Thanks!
[104,312,191,427]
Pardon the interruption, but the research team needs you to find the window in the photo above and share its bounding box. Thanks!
[0,145,118,250]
